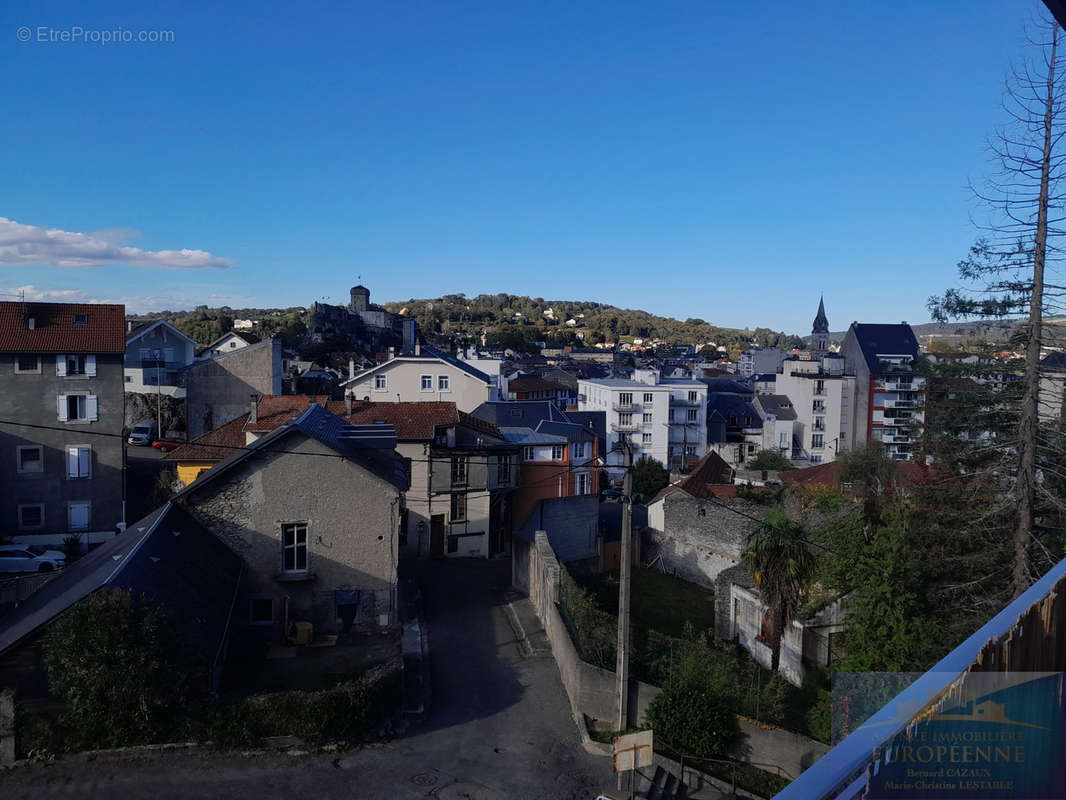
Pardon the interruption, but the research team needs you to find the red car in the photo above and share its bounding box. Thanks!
[151,439,183,453]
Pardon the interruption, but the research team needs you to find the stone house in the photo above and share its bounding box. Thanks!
[175,404,408,641]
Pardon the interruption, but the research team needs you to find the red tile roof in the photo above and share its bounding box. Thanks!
[648,450,735,503]
[780,460,928,492]
[0,301,126,353]
[507,377,566,394]
[164,413,250,462]
[167,397,466,463]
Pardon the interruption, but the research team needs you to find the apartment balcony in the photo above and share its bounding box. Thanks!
[612,402,638,413]
[883,398,923,409]
[669,397,702,407]
[611,421,642,433]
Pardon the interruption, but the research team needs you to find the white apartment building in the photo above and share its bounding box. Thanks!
[578,369,707,475]
[774,355,856,464]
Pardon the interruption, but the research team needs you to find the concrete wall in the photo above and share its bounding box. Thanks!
[1,352,124,537]
[524,531,660,728]
[186,338,282,438]
[346,358,492,413]
[181,432,402,639]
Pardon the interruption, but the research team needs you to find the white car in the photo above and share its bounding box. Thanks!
[0,547,66,573]
[128,421,158,446]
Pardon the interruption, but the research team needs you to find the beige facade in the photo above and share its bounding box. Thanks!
[344,356,494,413]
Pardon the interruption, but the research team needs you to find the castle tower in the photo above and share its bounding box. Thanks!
[812,296,829,353]
[350,285,370,313]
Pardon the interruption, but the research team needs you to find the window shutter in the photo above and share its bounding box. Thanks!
[86,354,97,376]
[79,447,90,477]
[86,395,98,421]
[57,395,68,422]
[67,447,78,478]
[56,356,67,377]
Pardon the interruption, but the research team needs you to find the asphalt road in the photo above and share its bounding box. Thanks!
[2,559,611,799]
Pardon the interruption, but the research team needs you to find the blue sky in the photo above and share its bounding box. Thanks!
[0,0,1040,334]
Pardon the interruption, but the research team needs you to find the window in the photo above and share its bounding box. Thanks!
[619,392,633,405]
[619,412,633,426]
[438,375,450,391]
[575,472,591,495]
[813,400,825,413]
[496,455,512,485]
[551,445,564,460]
[74,313,88,325]
[643,413,653,424]
[15,354,39,373]
[812,434,824,449]
[810,454,823,464]
[18,504,44,530]
[229,341,237,348]
[523,446,535,461]
[421,375,433,391]
[688,391,698,403]
[450,492,467,522]
[17,446,43,473]
[687,409,698,422]
[747,444,756,455]
[374,374,387,391]
[64,355,86,375]
[451,456,468,486]
[282,523,308,572]
[67,446,90,478]
[642,432,652,444]
[67,502,90,531]
[572,442,586,459]
[643,393,653,404]
[814,379,826,396]
[249,598,274,625]
[686,445,697,456]
[57,394,98,422]
[813,417,825,432]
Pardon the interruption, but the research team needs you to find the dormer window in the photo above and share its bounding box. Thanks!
[74,314,88,326]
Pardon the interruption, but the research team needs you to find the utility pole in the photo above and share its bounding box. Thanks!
[615,437,633,734]
[155,349,163,439]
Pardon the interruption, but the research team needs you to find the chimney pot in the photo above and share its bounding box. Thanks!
[249,394,258,424]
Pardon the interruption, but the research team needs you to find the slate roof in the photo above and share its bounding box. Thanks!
[506,377,567,394]
[470,400,570,428]
[536,420,597,444]
[0,504,242,664]
[757,394,797,421]
[1042,351,1066,371]
[707,395,761,437]
[847,323,920,373]
[701,378,754,395]
[497,427,567,445]
[176,404,410,495]
[0,301,125,353]
[564,410,607,443]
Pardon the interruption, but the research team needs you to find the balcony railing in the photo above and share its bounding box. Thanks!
[612,402,637,413]
[611,421,641,433]
[669,397,701,407]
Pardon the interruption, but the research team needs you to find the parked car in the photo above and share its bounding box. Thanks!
[0,547,66,573]
[128,421,158,446]
[25,544,68,560]
[151,439,183,453]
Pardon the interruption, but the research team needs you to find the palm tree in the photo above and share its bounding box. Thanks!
[742,510,817,671]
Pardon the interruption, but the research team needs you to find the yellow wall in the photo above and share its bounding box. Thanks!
[177,462,214,485]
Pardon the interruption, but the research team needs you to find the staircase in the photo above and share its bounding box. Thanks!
[634,764,688,799]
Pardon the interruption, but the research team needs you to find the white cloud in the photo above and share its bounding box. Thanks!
[0,285,248,314]
[0,217,232,269]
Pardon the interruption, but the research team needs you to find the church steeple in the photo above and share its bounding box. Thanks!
[812,296,829,352]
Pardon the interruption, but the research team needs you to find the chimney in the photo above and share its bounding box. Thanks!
[388,346,395,360]
[249,394,258,424]
[345,392,353,416]
[415,341,421,356]
[348,359,355,380]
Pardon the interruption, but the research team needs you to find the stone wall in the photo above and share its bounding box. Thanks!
[181,433,401,639]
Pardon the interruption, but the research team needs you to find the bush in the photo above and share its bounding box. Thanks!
[212,666,401,747]
[748,450,793,472]
[62,535,82,562]
[645,650,740,758]
[42,589,189,748]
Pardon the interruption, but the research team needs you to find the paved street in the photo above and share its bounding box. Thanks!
[2,559,611,799]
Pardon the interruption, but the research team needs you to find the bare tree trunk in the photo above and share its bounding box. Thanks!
[1014,26,1059,596]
